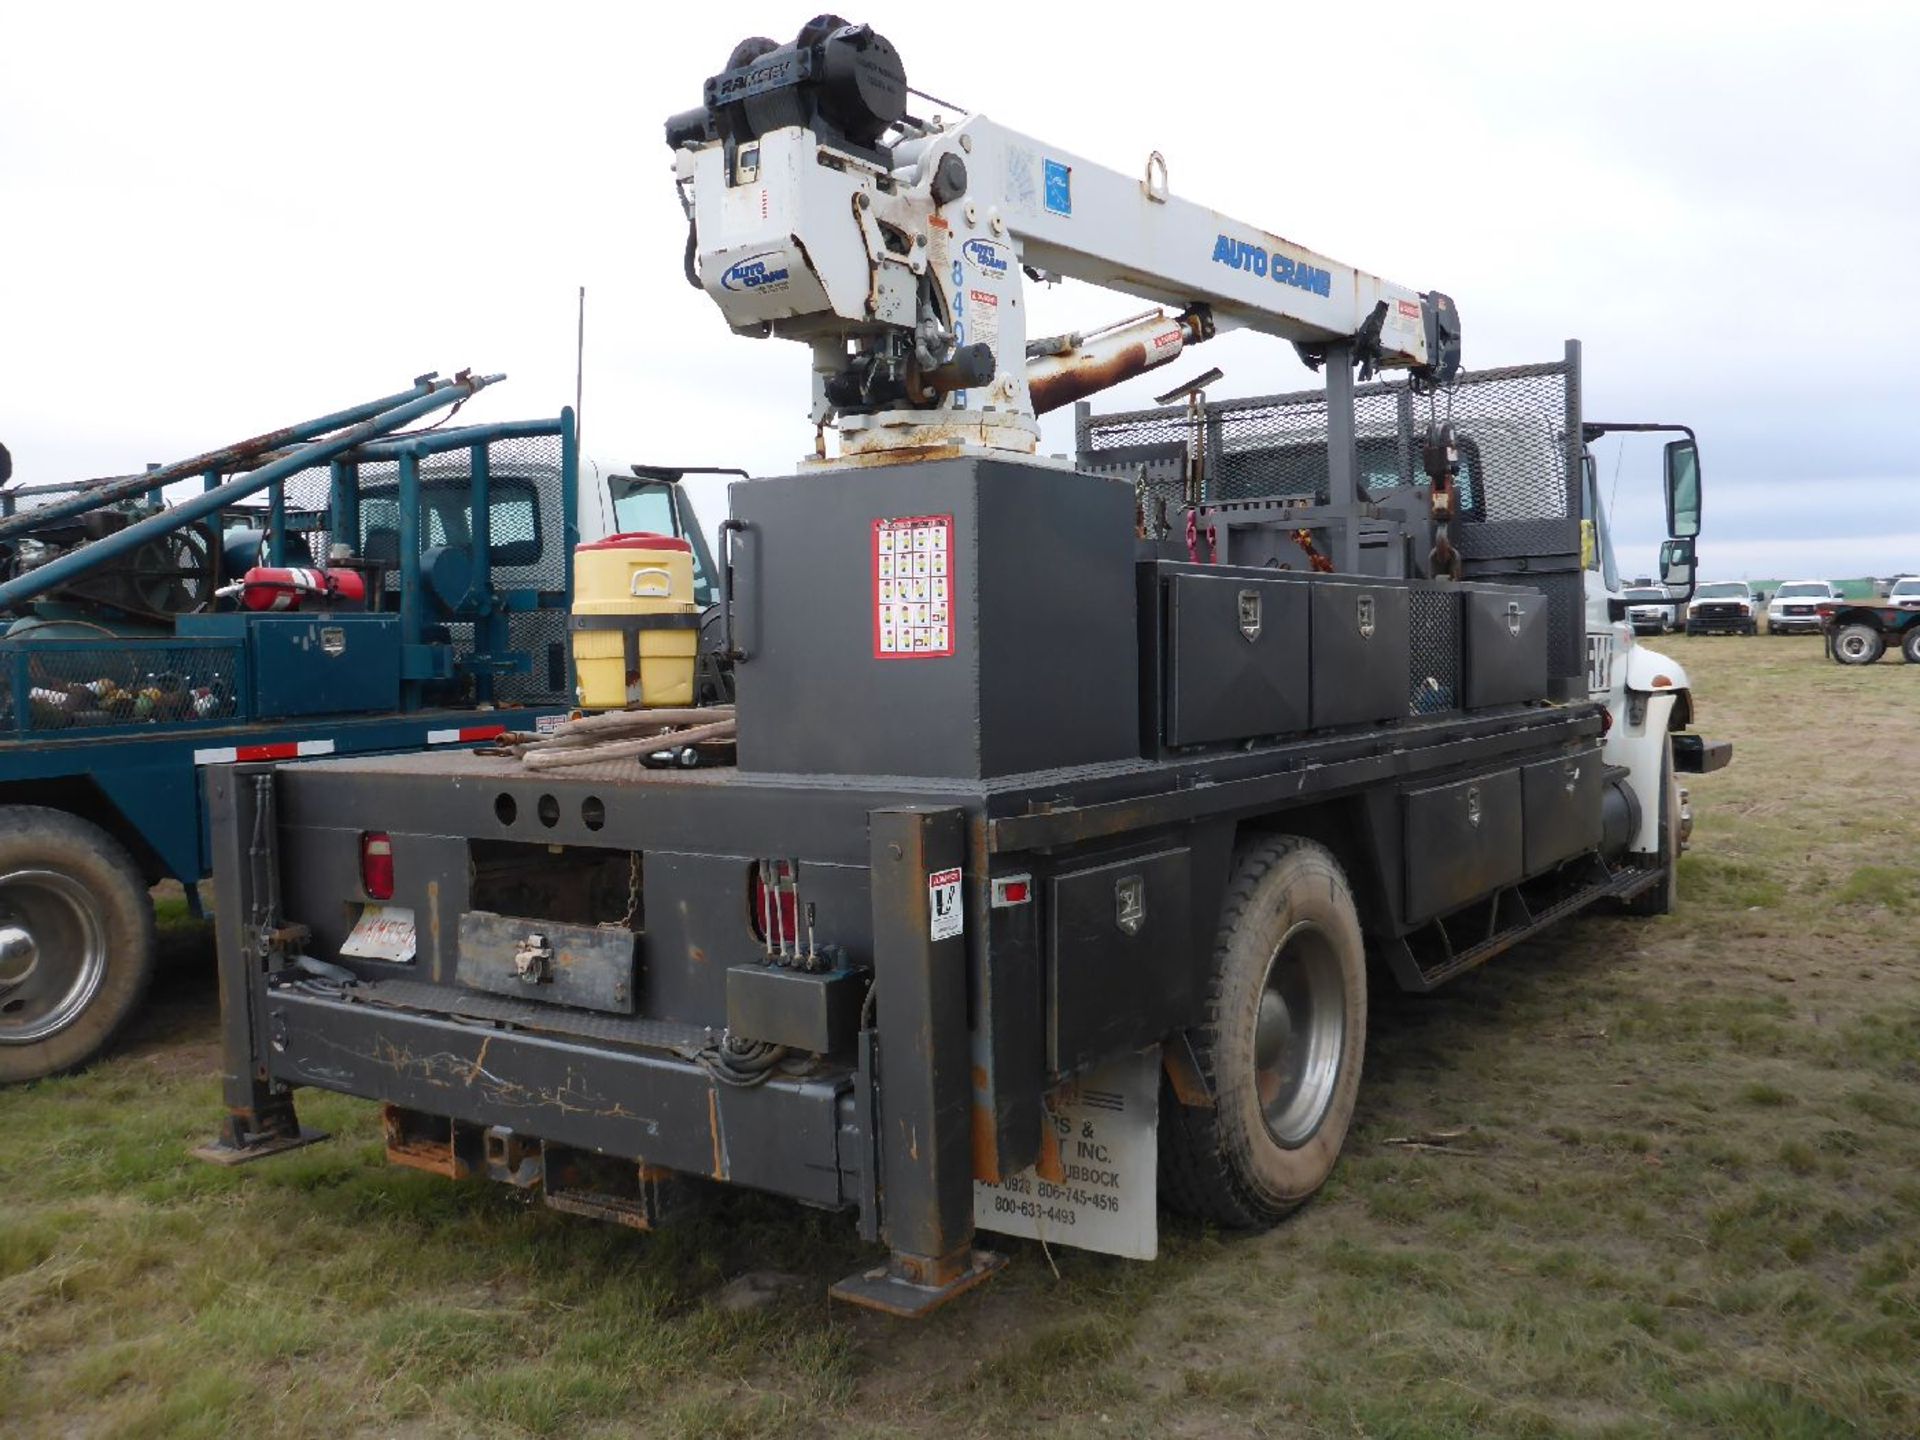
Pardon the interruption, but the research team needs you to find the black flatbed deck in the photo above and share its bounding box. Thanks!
[293,700,1603,853]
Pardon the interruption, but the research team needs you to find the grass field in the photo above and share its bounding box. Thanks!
[1,635,1915,1438]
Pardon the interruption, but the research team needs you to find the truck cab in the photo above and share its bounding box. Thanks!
[1577,423,1706,878]
[581,460,720,606]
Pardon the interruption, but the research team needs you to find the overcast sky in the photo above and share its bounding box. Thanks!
[3,3,1915,581]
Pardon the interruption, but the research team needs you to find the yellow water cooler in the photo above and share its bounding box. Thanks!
[570,533,700,709]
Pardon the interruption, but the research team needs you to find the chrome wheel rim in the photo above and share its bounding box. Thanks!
[1840,632,1873,660]
[0,869,108,1044]
[1253,921,1346,1148]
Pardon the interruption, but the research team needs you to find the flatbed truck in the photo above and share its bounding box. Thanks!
[197,21,1732,1315]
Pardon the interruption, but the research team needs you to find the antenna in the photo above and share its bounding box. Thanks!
[575,285,587,451]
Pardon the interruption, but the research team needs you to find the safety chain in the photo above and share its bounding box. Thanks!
[620,851,642,930]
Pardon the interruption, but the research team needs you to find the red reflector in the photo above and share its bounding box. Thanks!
[991,874,1034,908]
[1601,708,1614,735]
[361,832,395,901]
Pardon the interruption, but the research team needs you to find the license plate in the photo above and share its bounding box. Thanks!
[340,904,416,962]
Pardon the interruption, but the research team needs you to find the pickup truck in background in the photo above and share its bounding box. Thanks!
[1687,580,1757,636]
[1624,584,1677,635]
[1765,579,1839,635]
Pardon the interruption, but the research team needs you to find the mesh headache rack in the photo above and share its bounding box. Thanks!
[1077,342,1586,695]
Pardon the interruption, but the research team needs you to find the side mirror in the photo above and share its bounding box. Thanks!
[1664,436,1701,539]
[1660,537,1696,596]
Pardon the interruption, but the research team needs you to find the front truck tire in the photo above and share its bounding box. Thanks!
[1160,837,1368,1229]
[1902,627,1920,665]
[0,806,157,1083]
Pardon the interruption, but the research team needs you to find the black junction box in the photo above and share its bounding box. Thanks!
[726,963,865,1055]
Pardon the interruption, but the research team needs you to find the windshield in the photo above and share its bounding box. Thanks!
[608,477,714,605]
[359,476,542,569]
[1891,579,1920,597]
[1213,435,1483,512]
[1775,582,1830,598]
[1696,582,1748,599]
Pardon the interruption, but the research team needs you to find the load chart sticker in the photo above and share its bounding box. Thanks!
[873,514,954,659]
[973,1048,1159,1261]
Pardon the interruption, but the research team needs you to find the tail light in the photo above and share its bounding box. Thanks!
[361,832,395,901]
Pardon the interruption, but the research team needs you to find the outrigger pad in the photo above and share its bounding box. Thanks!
[829,1249,1007,1318]
[191,1108,330,1166]
[191,1127,329,1166]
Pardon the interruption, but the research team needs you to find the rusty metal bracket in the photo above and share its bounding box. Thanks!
[1162,1030,1216,1110]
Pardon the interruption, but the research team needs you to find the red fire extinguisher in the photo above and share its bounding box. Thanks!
[232,566,368,612]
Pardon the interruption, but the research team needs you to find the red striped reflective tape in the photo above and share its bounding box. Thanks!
[192,739,335,766]
[425,724,508,745]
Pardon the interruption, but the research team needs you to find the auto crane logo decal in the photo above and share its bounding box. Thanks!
[1357,594,1376,639]
[719,251,791,293]
[1210,234,1333,298]
[963,238,1009,275]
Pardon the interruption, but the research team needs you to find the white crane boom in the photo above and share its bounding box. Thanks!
[667,20,1459,460]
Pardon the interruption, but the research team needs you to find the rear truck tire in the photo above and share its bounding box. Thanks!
[1833,623,1884,666]
[1902,627,1920,665]
[1160,836,1367,1229]
[1620,738,1680,918]
[0,806,157,1083]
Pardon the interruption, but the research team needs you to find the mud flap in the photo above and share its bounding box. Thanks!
[972,1047,1159,1261]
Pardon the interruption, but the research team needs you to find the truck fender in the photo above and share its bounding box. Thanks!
[1603,688,1681,857]
[1622,643,1693,729]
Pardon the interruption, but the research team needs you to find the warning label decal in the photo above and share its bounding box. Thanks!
[873,514,954,659]
[968,288,1000,350]
[929,866,963,941]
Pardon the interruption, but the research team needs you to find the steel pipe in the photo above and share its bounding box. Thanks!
[0,374,451,543]
[0,373,502,613]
